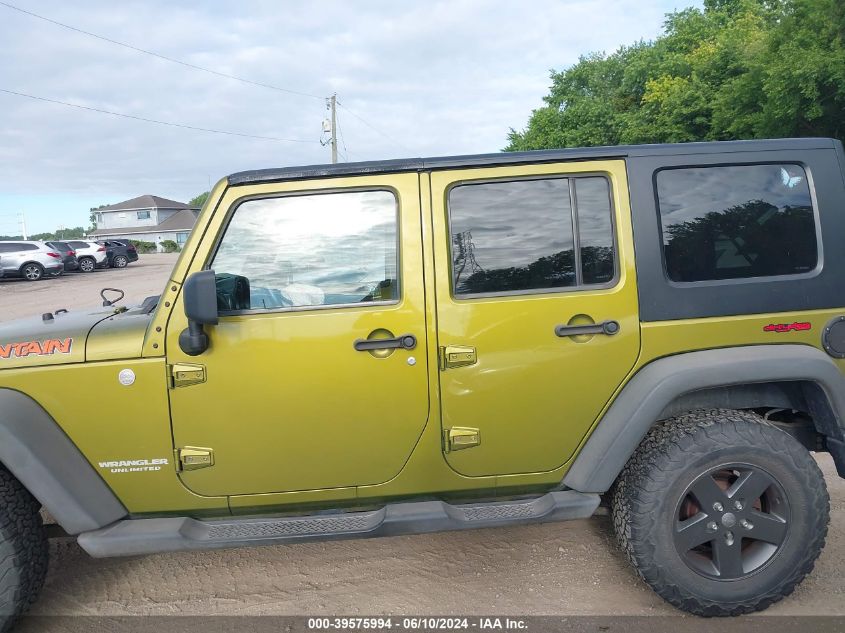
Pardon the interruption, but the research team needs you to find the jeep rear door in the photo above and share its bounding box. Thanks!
[431,160,641,477]
[166,173,429,497]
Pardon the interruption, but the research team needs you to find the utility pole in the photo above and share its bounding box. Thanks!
[329,93,338,164]
[18,212,27,240]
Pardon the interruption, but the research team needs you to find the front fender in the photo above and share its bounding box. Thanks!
[0,388,127,534]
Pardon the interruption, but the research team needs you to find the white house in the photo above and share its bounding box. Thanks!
[88,195,200,251]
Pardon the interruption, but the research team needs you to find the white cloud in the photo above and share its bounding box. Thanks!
[0,0,699,232]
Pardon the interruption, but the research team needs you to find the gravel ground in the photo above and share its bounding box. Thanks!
[21,455,844,621]
[0,253,181,322]
[2,252,844,625]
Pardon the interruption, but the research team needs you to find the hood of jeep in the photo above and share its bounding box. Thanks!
[0,305,152,369]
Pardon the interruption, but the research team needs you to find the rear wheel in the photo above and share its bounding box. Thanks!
[112,255,128,268]
[0,467,48,632]
[20,263,43,281]
[78,257,95,273]
[611,409,829,616]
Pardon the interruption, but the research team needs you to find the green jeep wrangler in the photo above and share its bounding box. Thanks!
[1,138,844,625]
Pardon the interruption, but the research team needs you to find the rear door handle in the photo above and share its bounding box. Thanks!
[354,334,417,352]
[555,320,620,337]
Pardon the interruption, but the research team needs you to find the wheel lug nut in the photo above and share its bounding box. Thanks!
[734,500,743,511]
[725,531,735,546]
[713,502,724,512]
[740,519,753,530]
[706,521,718,532]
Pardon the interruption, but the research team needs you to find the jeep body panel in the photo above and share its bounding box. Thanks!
[165,172,434,497]
[0,388,126,534]
[0,308,112,369]
[429,159,640,477]
[1,138,844,538]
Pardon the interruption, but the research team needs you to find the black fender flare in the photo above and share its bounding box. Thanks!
[563,344,845,493]
[0,388,127,534]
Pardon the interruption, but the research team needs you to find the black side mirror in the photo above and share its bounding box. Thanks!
[179,270,218,356]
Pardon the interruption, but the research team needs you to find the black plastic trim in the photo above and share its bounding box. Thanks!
[0,389,127,534]
[629,141,845,321]
[563,345,845,493]
[77,490,599,557]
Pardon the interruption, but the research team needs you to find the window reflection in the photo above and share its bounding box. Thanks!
[575,177,615,284]
[448,176,615,295]
[212,190,398,310]
[657,165,817,282]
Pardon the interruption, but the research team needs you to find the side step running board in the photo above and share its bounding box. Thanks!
[78,490,600,558]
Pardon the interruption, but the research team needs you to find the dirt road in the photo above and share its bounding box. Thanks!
[2,253,843,624]
[20,455,845,621]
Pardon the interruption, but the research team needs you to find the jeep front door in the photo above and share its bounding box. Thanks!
[431,161,640,477]
[167,174,429,497]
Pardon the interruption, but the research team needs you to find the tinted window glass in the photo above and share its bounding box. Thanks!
[449,179,575,295]
[0,244,13,253]
[212,190,398,311]
[657,164,817,282]
[68,241,88,249]
[448,176,615,296]
[574,177,615,284]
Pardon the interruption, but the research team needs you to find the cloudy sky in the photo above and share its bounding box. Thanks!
[0,0,699,235]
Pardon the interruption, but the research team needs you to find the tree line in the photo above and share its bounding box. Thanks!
[507,0,845,150]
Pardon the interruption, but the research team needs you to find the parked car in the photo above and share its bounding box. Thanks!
[65,240,109,273]
[44,241,80,272]
[3,139,845,625]
[0,241,64,281]
[96,240,139,268]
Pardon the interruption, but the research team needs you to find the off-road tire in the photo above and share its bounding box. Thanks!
[611,408,829,617]
[78,257,96,273]
[0,466,48,632]
[112,255,128,268]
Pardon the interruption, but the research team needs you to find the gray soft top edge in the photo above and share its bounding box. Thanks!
[227,138,837,186]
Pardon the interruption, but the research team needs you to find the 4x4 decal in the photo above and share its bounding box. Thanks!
[0,337,73,359]
[763,322,812,333]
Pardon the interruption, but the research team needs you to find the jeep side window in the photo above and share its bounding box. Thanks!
[448,176,615,296]
[656,164,818,282]
[211,190,399,311]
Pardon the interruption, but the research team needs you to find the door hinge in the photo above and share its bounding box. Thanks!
[439,345,477,371]
[444,427,481,453]
[176,446,215,471]
[168,363,206,388]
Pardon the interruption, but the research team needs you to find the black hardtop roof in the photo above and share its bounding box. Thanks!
[227,138,839,186]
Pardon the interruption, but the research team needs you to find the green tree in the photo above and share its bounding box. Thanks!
[507,0,845,150]
[89,203,110,231]
[188,192,209,208]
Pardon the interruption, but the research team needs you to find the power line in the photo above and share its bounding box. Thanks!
[0,88,317,143]
[337,101,411,153]
[0,1,323,101]
[0,2,412,154]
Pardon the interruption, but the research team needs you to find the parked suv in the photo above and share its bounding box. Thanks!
[66,240,109,272]
[0,241,64,280]
[96,240,139,268]
[2,138,845,626]
[44,241,80,272]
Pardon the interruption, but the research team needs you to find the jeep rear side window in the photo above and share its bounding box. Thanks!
[211,190,398,311]
[448,176,614,296]
[657,164,818,283]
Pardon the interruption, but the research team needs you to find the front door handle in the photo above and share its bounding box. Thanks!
[555,320,620,337]
[354,334,417,352]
